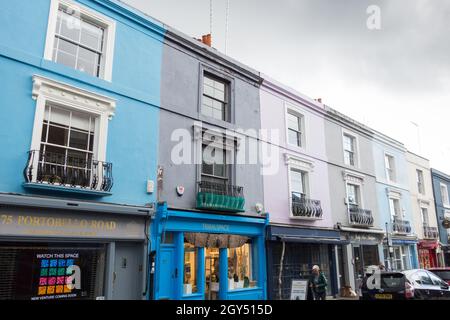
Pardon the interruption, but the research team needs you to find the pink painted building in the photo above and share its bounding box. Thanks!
[260,75,340,299]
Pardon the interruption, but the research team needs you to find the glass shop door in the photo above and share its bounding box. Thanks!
[205,248,220,300]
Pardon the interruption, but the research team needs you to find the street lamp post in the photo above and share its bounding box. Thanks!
[385,222,394,271]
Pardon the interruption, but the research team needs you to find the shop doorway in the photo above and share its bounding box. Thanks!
[205,248,220,300]
[353,245,379,291]
[112,243,143,300]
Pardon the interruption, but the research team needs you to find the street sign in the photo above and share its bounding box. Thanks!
[290,279,309,300]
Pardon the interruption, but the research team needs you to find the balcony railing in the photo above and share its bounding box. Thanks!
[196,181,245,212]
[423,225,439,239]
[392,218,411,234]
[348,204,374,227]
[23,150,113,193]
[291,195,323,219]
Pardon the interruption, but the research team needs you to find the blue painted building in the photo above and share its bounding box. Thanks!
[431,169,450,265]
[372,132,419,271]
[151,203,267,300]
[0,0,165,300]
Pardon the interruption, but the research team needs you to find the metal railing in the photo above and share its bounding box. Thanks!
[197,180,244,197]
[392,218,412,234]
[423,225,439,239]
[348,204,374,227]
[24,150,113,192]
[291,195,323,219]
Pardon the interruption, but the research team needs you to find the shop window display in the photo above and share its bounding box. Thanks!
[183,243,198,295]
[227,242,256,290]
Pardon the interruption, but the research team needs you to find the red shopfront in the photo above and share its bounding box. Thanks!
[418,240,439,269]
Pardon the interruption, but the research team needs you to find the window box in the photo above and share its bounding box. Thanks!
[196,181,245,212]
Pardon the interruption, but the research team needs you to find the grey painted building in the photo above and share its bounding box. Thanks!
[324,106,383,292]
[158,28,264,215]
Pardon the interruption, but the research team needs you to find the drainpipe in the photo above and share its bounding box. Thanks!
[278,240,286,300]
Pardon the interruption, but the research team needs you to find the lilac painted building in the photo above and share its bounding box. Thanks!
[260,75,340,299]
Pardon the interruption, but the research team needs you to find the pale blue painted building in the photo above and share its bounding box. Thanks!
[0,0,165,300]
[372,132,419,271]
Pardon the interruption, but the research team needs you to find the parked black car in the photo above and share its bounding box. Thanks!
[404,269,450,300]
[361,271,413,300]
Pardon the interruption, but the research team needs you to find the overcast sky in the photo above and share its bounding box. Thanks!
[122,0,450,173]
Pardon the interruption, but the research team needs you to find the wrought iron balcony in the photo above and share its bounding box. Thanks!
[291,195,323,219]
[392,218,412,234]
[423,225,439,239]
[23,150,113,193]
[348,204,374,227]
[196,181,245,212]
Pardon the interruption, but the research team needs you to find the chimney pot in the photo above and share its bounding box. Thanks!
[201,34,212,47]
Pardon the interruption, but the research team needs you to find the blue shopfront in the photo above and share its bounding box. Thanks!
[150,203,268,300]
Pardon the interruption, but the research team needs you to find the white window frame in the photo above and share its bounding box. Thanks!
[341,129,359,168]
[388,197,402,220]
[420,206,429,226]
[30,75,116,185]
[44,0,116,81]
[285,103,307,151]
[342,170,365,207]
[441,183,450,208]
[416,169,425,195]
[285,154,316,219]
[193,122,240,185]
[384,152,396,183]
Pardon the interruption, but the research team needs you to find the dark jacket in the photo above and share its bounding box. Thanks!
[310,272,328,294]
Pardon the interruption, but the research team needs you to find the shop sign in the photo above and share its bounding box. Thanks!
[0,209,145,240]
[202,223,230,232]
[290,279,308,300]
[10,246,106,300]
[348,233,381,244]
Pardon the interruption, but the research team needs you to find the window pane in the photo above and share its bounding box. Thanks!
[204,76,214,87]
[57,37,78,55]
[80,20,104,51]
[213,88,225,101]
[77,47,99,76]
[344,150,354,166]
[71,111,91,131]
[59,10,81,42]
[69,130,89,150]
[47,125,69,147]
[183,243,198,294]
[55,39,78,69]
[42,145,66,164]
[202,105,213,118]
[67,149,89,168]
[343,135,354,151]
[288,129,301,147]
[228,242,255,290]
[287,113,300,131]
[41,124,48,143]
[290,169,304,194]
[213,80,225,92]
[203,83,215,97]
[347,184,358,204]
